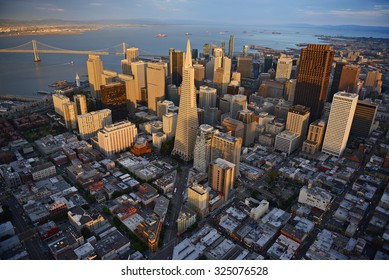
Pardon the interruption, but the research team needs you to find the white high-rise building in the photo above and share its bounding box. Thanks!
[275,54,293,81]
[199,86,217,109]
[97,120,138,157]
[52,93,70,117]
[77,109,112,140]
[171,39,199,161]
[193,124,215,173]
[63,102,77,130]
[322,92,358,157]
[162,112,177,140]
[86,55,104,100]
[147,61,168,114]
[73,94,87,115]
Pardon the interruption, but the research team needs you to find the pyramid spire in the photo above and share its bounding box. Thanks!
[185,39,192,68]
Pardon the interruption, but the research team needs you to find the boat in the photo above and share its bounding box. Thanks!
[155,33,168,37]
[185,32,192,35]
[37,91,52,95]
[272,32,281,34]
[296,43,308,47]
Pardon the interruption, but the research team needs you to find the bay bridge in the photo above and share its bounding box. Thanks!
[0,40,166,62]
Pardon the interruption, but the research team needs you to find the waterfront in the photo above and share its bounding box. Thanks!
[0,24,388,97]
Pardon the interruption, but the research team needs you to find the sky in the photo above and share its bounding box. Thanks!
[1,0,389,27]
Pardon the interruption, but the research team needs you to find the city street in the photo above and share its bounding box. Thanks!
[151,164,191,260]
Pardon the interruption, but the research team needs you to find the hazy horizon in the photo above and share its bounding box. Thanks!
[1,0,389,27]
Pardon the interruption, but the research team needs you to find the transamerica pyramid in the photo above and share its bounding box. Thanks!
[171,39,199,161]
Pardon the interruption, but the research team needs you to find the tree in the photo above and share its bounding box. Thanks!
[265,171,278,187]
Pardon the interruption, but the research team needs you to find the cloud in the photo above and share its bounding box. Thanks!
[36,7,65,12]
[90,2,103,6]
[303,8,389,17]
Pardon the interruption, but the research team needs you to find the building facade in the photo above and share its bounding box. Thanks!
[322,92,358,157]
[193,124,215,173]
[293,44,334,123]
[188,183,209,218]
[77,109,112,140]
[171,40,199,161]
[86,55,104,100]
[147,61,168,114]
[301,120,327,155]
[73,94,87,115]
[210,132,242,177]
[349,100,378,138]
[96,120,138,157]
[209,158,235,201]
[52,93,70,117]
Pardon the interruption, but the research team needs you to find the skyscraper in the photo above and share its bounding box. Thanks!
[228,35,234,58]
[365,70,382,94]
[86,55,104,100]
[194,63,205,89]
[77,109,112,140]
[211,131,242,177]
[162,112,177,140]
[63,102,77,130]
[349,100,378,138]
[100,82,127,122]
[170,49,184,87]
[193,124,215,173]
[237,109,256,147]
[275,54,293,81]
[199,85,217,109]
[237,56,252,79]
[118,74,137,113]
[147,61,168,114]
[126,48,139,63]
[131,61,147,103]
[293,44,334,123]
[96,120,138,157]
[243,45,249,56]
[209,158,235,201]
[328,60,347,102]
[202,43,210,58]
[302,120,327,155]
[171,40,199,161]
[52,93,70,117]
[322,92,358,157]
[338,65,360,93]
[73,94,87,115]
[121,47,139,75]
[188,183,209,217]
[264,55,273,73]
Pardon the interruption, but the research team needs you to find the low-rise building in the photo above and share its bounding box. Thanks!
[298,186,333,211]
[31,162,56,181]
[274,130,300,155]
[177,206,196,235]
[93,229,131,260]
[68,206,107,232]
